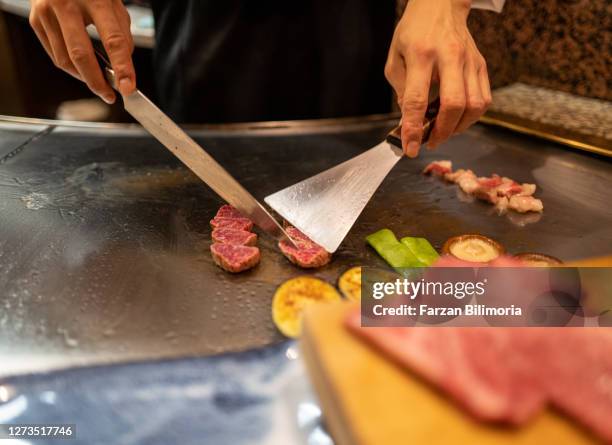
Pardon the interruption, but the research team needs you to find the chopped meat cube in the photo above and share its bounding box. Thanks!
[456,170,480,194]
[496,177,523,197]
[211,227,258,246]
[474,175,505,203]
[518,183,537,196]
[474,187,499,204]
[444,169,461,182]
[214,204,245,219]
[508,195,543,213]
[423,160,453,176]
[444,168,467,182]
[446,169,481,196]
[495,196,509,214]
[210,217,254,231]
[211,243,260,273]
[423,160,543,214]
[477,174,503,189]
[278,226,331,268]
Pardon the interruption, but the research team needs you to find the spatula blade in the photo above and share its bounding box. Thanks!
[264,141,403,253]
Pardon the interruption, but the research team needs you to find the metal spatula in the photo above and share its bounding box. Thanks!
[264,99,439,253]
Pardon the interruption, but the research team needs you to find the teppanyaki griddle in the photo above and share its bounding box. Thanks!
[0,115,611,377]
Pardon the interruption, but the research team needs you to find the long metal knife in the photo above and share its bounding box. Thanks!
[96,54,291,242]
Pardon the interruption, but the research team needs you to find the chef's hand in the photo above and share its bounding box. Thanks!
[385,0,491,157]
[28,0,135,104]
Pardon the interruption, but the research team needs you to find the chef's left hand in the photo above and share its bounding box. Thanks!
[385,0,491,157]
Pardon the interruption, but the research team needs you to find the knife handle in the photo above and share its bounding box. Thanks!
[386,97,440,149]
[92,42,118,91]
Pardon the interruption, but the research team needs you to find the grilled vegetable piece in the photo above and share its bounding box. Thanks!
[442,234,505,263]
[400,237,440,266]
[338,266,362,301]
[272,276,341,338]
[366,229,425,268]
[514,252,563,267]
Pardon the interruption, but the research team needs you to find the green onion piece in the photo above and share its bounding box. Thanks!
[400,237,440,266]
[366,229,425,268]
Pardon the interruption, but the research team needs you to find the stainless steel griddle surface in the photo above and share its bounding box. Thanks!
[0,117,611,377]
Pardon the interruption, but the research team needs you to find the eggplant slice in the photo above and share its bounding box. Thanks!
[272,276,341,338]
[338,266,362,302]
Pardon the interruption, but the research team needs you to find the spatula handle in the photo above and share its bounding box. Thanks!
[387,97,440,148]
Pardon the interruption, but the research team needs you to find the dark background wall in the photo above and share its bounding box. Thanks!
[1,0,610,120]
[469,0,611,101]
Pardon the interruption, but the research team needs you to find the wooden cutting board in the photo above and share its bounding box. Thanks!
[301,302,596,445]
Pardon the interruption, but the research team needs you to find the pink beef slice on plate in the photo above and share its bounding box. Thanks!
[210,217,254,231]
[513,328,612,443]
[211,227,258,246]
[210,243,260,273]
[345,309,612,443]
[278,226,331,268]
[345,310,545,424]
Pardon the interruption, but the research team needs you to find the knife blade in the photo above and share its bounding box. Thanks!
[123,91,289,239]
[96,55,289,242]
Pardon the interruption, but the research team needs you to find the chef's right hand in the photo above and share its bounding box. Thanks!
[385,0,491,157]
[29,0,136,104]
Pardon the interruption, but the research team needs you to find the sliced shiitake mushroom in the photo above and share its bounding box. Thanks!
[338,266,362,302]
[514,252,563,267]
[442,234,505,263]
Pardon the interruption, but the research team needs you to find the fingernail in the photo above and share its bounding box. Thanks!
[406,141,420,158]
[118,77,133,95]
[102,94,115,105]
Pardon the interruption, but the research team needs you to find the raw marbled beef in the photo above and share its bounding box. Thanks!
[211,227,258,246]
[346,313,545,424]
[210,243,260,273]
[214,204,245,219]
[210,205,259,272]
[210,217,254,231]
[346,313,612,442]
[278,226,331,269]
